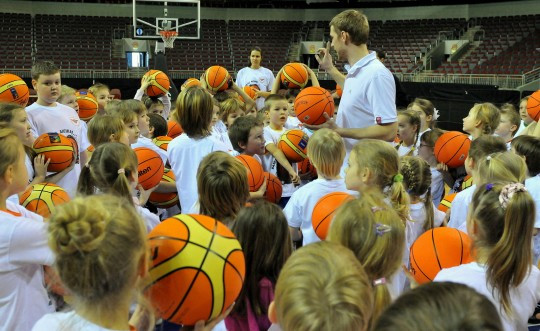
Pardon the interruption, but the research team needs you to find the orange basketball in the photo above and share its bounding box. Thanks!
[181,78,201,90]
[167,120,183,139]
[152,135,173,151]
[249,84,260,91]
[19,183,70,218]
[0,73,29,106]
[280,63,309,89]
[278,129,309,163]
[205,66,231,93]
[33,133,75,172]
[143,70,171,97]
[263,172,282,203]
[299,157,317,177]
[235,155,264,192]
[312,192,355,240]
[437,193,457,213]
[409,227,473,284]
[336,84,343,97]
[87,145,95,153]
[434,131,471,168]
[145,214,245,326]
[75,91,98,121]
[527,90,540,122]
[239,86,256,102]
[148,168,179,208]
[294,87,335,125]
[134,147,165,190]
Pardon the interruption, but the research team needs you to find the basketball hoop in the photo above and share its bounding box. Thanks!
[159,30,178,48]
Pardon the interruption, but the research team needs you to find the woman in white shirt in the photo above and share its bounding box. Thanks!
[236,47,275,111]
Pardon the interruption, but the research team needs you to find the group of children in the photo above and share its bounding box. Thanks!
[0,57,539,331]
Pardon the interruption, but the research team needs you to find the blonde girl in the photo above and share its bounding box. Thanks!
[220,98,246,128]
[0,128,54,330]
[328,193,405,322]
[462,102,501,140]
[108,106,140,145]
[408,97,437,132]
[88,82,110,115]
[396,109,421,157]
[32,194,153,331]
[77,142,159,232]
[87,115,130,148]
[435,182,540,330]
[120,99,150,138]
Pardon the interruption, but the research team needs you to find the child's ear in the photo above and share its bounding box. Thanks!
[268,301,278,324]
[148,125,155,136]
[425,114,433,123]
[361,166,371,184]
[238,140,248,150]
[510,124,518,134]
[109,133,117,142]
[467,156,475,170]
[31,79,38,90]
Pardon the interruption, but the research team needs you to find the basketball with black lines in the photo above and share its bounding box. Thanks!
[409,227,473,284]
[235,154,264,192]
[142,70,171,97]
[204,65,231,93]
[75,90,98,121]
[434,131,471,168]
[134,147,165,190]
[280,62,308,89]
[278,129,309,163]
[152,135,173,151]
[33,133,75,172]
[167,120,183,139]
[299,157,317,177]
[144,214,245,325]
[148,168,179,208]
[19,183,70,218]
[527,89,540,122]
[0,73,29,106]
[312,192,354,240]
[263,172,282,203]
[294,86,335,125]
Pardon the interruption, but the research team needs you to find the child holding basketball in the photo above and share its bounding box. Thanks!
[88,82,110,116]
[396,109,421,157]
[495,103,521,148]
[284,128,354,245]
[168,86,230,213]
[435,182,540,330]
[225,200,292,330]
[77,142,159,232]
[417,129,445,206]
[26,60,90,198]
[136,75,171,120]
[328,193,405,320]
[462,102,501,140]
[268,241,373,331]
[32,194,154,331]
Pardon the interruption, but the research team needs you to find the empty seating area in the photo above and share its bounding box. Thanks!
[0,13,33,69]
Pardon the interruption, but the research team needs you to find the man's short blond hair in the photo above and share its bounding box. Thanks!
[330,10,369,46]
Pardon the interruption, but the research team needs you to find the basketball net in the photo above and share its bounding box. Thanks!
[159,30,178,48]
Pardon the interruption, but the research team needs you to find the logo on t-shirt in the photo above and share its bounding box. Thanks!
[376,117,382,124]
[70,117,79,126]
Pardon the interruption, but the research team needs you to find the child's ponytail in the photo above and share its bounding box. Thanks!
[388,173,410,225]
[400,156,434,231]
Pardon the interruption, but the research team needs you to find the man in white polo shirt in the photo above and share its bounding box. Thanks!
[305,10,397,173]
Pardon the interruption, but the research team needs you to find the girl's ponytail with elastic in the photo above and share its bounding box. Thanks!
[389,173,410,225]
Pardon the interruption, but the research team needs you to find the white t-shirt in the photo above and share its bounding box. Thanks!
[133,88,172,120]
[33,310,128,331]
[430,167,444,207]
[168,134,229,212]
[0,203,54,331]
[435,262,540,331]
[236,66,275,110]
[285,116,302,129]
[336,51,397,175]
[262,126,297,198]
[407,201,445,253]
[397,144,413,157]
[447,184,476,230]
[211,120,234,151]
[284,178,356,246]
[131,135,168,165]
[515,120,527,137]
[26,102,90,198]
[526,175,540,229]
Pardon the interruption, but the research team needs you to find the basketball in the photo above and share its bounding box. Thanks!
[336,84,343,97]
[75,90,98,121]
[87,145,95,153]
[33,133,75,172]
[294,86,335,125]
[144,214,245,325]
[437,193,457,213]
[152,135,173,151]
[235,154,264,192]
[181,78,201,90]
[0,73,29,106]
[527,90,540,122]
[299,157,317,177]
[409,227,473,284]
[280,63,309,89]
[312,192,354,240]
[434,131,471,168]
[167,120,183,139]
[134,147,165,190]
[143,70,171,97]
[19,183,70,218]
[148,168,179,208]
[239,86,256,102]
[278,129,309,162]
[263,172,282,204]
[205,66,231,93]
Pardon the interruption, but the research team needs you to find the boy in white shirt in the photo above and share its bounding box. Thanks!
[26,60,90,197]
[284,128,356,246]
[495,104,520,149]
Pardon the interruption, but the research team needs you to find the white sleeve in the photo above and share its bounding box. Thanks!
[134,89,145,101]
[263,128,274,147]
[236,69,246,87]
[26,110,39,138]
[160,93,172,120]
[448,191,468,229]
[366,72,397,124]
[9,219,54,266]
[283,194,301,228]
[266,69,275,92]
[6,201,44,223]
[136,206,160,232]
[433,204,445,227]
[79,120,91,151]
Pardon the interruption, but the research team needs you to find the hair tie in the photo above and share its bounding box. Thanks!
[373,278,386,286]
[393,174,403,183]
[486,183,494,191]
[499,183,527,209]
[117,168,125,175]
[375,223,392,237]
[486,154,493,161]
[371,206,384,213]
[433,107,440,120]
